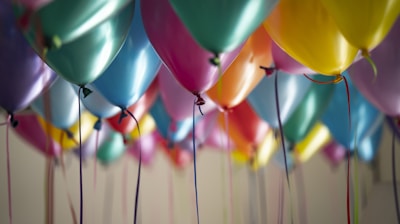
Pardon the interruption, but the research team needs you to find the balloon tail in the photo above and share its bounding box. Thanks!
[5,115,13,224]
[192,97,201,224]
[361,49,378,82]
[94,130,100,191]
[45,158,55,224]
[194,93,205,116]
[303,74,343,84]
[342,76,351,131]
[80,85,93,98]
[224,112,234,224]
[77,88,84,224]
[60,151,78,224]
[392,130,400,224]
[124,109,142,224]
[259,66,275,77]
[209,53,221,66]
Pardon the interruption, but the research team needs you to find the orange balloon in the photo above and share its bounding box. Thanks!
[207,26,273,110]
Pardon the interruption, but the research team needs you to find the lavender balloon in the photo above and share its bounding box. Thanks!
[0,0,56,113]
[349,19,400,116]
[73,123,111,160]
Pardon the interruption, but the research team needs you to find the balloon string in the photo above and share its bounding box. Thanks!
[77,87,84,224]
[123,109,142,224]
[392,130,400,224]
[168,165,175,224]
[353,134,359,224]
[94,130,100,192]
[295,165,308,224]
[346,150,351,224]
[278,174,283,224]
[220,147,228,224]
[192,97,200,224]
[224,112,234,224]
[60,150,78,224]
[122,159,128,224]
[5,114,13,224]
[257,168,268,224]
[46,158,55,224]
[103,172,115,224]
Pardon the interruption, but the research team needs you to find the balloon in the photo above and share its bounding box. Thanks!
[319,0,400,52]
[251,129,279,170]
[13,0,135,85]
[150,96,197,143]
[169,0,278,54]
[264,0,358,75]
[31,77,80,129]
[322,73,383,151]
[13,112,61,157]
[106,80,158,134]
[158,65,216,121]
[73,123,112,160]
[357,121,383,162]
[127,131,159,165]
[160,142,193,169]
[128,114,156,141]
[349,19,400,116]
[207,26,273,110]
[294,122,332,163]
[322,140,347,167]
[74,84,120,120]
[93,0,161,108]
[271,41,316,75]
[283,75,335,143]
[141,0,242,94]
[97,131,126,165]
[247,71,312,128]
[37,111,97,150]
[0,0,57,113]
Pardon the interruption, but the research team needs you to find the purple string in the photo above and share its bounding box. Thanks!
[192,97,200,224]
[5,114,13,224]
[392,130,400,224]
[78,87,83,224]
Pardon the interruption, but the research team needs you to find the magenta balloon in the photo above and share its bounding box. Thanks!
[349,19,400,116]
[13,113,61,157]
[141,0,242,94]
[195,110,234,151]
[0,0,57,113]
[271,42,316,75]
[322,140,346,167]
[127,131,159,165]
[158,65,217,121]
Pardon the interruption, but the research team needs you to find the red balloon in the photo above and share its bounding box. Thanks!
[106,80,158,134]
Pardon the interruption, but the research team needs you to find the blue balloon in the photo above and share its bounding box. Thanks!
[31,77,81,129]
[74,84,120,119]
[150,96,198,143]
[357,119,384,162]
[93,0,161,108]
[322,72,382,151]
[248,71,312,128]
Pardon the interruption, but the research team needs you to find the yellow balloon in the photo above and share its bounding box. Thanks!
[319,0,400,52]
[251,129,279,171]
[38,111,97,151]
[231,150,251,165]
[294,122,331,163]
[264,0,359,75]
[129,114,156,140]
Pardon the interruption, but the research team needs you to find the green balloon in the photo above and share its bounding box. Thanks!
[97,131,126,164]
[169,0,278,54]
[283,75,336,143]
[13,0,135,85]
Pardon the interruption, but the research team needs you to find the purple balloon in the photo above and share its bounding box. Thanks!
[0,0,57,113]
[73,123,111,160]
[349,19,400,116]
[322,140,346,167]
[127,131,159,165]
[158,65,216,121]
[13,112,61,157]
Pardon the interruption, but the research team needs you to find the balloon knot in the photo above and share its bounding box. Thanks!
[118,109,128,124]
[9,114,18,128]
[259,66,275,76]
[194,93,205,106]
[80,86,93,98]
[167,141,175,149]
[94,119,102,131]
[123,136,128,145]
[65,129,74,139]
[361,49,378,81]
[209,53,220,66]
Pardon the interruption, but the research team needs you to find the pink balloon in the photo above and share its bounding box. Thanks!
[158,65,217,121]
[127,131,160,165]
[141,0,242,95]
[349,19,400,116]
[321,140,346,167]
[271,42,316,75]
[195,110,234,151]
[13,112,61,157]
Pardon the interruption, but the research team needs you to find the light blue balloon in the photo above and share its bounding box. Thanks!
[93,0,161,108]
[247,71,312,128]
[31,77,80,129]
[357,120,384,162]
[322,73,382,151]
[150,96,198,143]
[73,84,120,119]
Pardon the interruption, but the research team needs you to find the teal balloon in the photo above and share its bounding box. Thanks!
[248,71,312,128]
[97,131,126,164]
[169,0,278,54]
[93,0,161,108]
[13,0,135,85]
[31,77,80,129]
[283,75,335,143]
[357,120,383,162]
[322,73,383,151]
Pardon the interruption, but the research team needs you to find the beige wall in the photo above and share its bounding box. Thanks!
[0,123,378,224]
